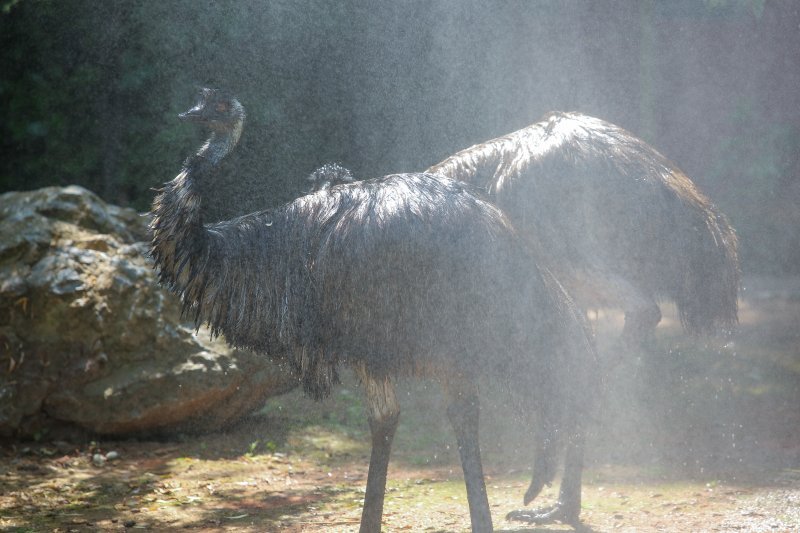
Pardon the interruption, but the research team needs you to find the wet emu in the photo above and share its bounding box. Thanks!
[150,89,597,532]
[427,112,739,345]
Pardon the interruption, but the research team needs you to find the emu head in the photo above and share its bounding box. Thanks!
[307,163,355,192]
[179,87,244,133]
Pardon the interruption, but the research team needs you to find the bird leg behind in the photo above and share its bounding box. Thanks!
[511,294,595,527]
[443,376,493,533]
[617,280,662,348]
[522,411,559,506]
[567,270,661,351]
[507,426,585,526]
[622,303,662,347]
[356,364,400,533]
[512,371,576,525]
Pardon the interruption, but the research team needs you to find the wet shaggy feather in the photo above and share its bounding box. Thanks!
[307,162,355,192]
[428,111,739,337]
[152,167,591,403]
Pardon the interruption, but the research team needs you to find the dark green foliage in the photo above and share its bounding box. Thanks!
[707,104,800,275]
[1,2,173,206]
[0,0,358,212]
[1,0,798,273]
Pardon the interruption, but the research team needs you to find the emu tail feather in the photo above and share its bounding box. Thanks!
[677,209,739,336]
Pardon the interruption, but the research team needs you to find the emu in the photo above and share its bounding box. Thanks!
[427,112,739,346]
[150,89,597,532]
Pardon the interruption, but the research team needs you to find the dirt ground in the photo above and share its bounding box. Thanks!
[2,432,798,533]
[1,277,799,532]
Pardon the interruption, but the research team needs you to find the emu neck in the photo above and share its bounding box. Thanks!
[192,119,243,170]
[151,119,240,298]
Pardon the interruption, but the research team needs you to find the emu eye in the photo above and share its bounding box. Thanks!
[216,102,229,113]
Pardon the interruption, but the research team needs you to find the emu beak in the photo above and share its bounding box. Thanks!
[178,105,204,122]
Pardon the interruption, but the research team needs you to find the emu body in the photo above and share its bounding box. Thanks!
[427,112,739,344]
[150,90,596,532]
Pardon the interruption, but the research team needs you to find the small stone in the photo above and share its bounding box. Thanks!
[106,450,120,461]
[92,453,106,467]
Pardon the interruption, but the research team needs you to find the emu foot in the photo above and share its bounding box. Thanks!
[506,501,580,526]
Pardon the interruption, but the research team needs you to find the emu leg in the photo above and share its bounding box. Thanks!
[444,379,493,533]
[556,428,585,523]
[522,418,558,505]
[357,368,400,533]
[521,351,564,506]
[507,429,585,526]
[579,272,661,348]
[621,297,661,347]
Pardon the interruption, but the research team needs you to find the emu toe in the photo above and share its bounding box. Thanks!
[506,501,581,526]
[522,476,551,505]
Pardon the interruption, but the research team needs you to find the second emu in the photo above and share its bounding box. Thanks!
[427,112,739,345]
[150,89,597,532]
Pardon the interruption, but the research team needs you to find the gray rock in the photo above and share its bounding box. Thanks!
[0,186,297,438]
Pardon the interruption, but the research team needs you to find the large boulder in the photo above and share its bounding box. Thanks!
[0,186,297,438]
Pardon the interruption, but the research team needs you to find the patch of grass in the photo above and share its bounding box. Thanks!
[286,425,367,461]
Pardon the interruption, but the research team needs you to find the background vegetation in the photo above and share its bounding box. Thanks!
[1,0,798,275]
